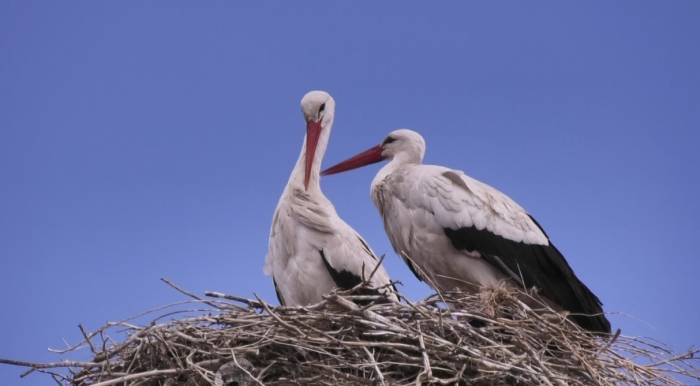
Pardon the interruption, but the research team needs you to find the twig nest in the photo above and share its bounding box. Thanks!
[1,284,698,385]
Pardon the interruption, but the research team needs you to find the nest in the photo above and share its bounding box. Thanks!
[2,279,698,386]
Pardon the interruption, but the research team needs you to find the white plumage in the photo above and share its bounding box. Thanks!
[264,91,396,306]
[323,129,610,332]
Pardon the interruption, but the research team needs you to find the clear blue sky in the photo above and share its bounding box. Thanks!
[1,2,698,384]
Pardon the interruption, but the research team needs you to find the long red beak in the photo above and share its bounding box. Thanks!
[321,144,385,176]
[304,120,322,190]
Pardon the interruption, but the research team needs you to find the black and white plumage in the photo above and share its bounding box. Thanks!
[263,91,396,306]
[323,129,610,333]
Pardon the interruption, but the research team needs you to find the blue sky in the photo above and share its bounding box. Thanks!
[1,2,699,384]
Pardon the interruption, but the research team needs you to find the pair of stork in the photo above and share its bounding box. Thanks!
[264,90,610,333]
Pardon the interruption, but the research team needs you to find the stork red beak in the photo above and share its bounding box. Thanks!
[304,120,323,190]
[321,145,385,176]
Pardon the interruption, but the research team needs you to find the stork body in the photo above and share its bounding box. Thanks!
[323,129,610,333]
[264,91,395,306]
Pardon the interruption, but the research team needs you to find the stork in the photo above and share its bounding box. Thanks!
[263,91,396,306]
[322,129,610,333]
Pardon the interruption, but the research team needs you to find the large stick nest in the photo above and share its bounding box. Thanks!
[2,280,698,385]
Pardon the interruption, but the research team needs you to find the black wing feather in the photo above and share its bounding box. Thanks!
[272,276,285,306]
[444,225,610,333]
[319,250,363,290]
[402,255,424,282]
[319,250,395,305]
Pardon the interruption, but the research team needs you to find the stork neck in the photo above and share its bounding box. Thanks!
[369,158,401,204]
[370,152,423,205]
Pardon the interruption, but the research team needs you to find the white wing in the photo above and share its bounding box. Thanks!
[388,164,548,246]
[266,187,396,305]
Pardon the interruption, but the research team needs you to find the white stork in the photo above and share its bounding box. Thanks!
[263,91,396,306]
[322,129,610,333]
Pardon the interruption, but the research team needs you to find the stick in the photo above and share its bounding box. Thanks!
[89,368,182,386]
[231,349,265,386]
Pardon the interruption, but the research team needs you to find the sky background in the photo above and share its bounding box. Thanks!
[1,1,699,384]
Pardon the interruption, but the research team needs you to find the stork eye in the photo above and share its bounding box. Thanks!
[319,103,326,113]
[382,136,396,145]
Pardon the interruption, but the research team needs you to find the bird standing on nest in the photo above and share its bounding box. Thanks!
[264,91,397,306]
[323,129,610,333]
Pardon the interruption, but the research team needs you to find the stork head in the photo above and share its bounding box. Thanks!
[379,129,426,162]
[300,90,335,190]
[322,129,426,176]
